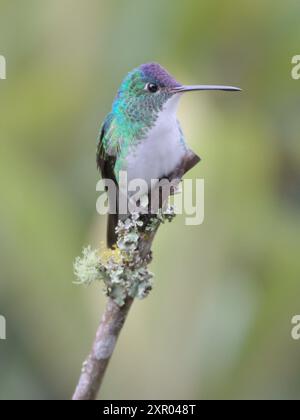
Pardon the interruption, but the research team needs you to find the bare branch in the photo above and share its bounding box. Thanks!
[72,296,133,400]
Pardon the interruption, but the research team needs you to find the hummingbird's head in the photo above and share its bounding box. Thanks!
[113,63,181,121]
[121,62,182,96]
[112,62,241,134]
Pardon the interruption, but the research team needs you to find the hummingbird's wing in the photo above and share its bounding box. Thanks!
[97,113,117,178]
[97,114,119,248]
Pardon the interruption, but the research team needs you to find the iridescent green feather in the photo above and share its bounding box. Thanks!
[98,68,173,179]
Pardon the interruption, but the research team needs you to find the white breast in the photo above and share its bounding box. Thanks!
[125,94,186,187]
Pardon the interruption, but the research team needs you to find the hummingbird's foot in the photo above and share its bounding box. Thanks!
[144,250,153,265]
[169,180,182,196]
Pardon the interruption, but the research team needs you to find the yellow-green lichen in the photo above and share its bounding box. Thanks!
[74,208,176,306]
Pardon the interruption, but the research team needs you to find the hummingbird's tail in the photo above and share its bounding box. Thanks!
[107,213,118,248]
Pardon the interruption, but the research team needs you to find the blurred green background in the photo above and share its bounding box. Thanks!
[0,0,300,400]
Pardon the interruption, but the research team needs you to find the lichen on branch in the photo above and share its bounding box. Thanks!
[74,207,176,306]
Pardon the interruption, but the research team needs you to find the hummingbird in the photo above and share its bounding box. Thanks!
[97,62,240,247]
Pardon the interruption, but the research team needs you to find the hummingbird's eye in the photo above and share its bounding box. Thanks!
[146,83,159,93]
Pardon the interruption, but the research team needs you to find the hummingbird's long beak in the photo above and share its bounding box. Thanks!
[172,85,241,93]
